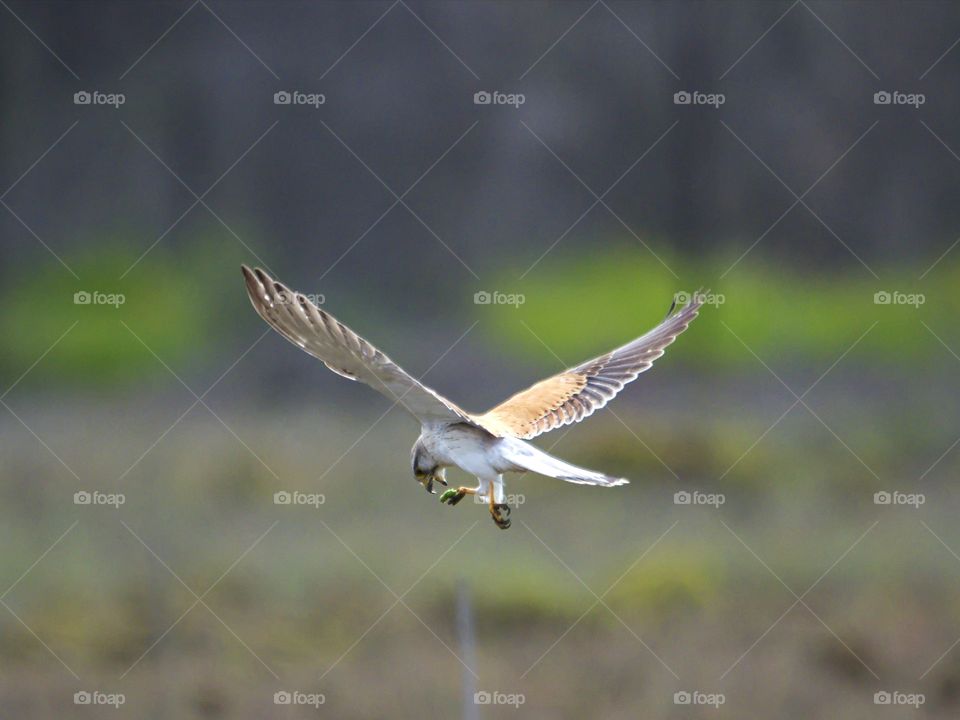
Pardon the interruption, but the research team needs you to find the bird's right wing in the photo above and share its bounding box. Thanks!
[242,266,475,427]
[474,292,704,439]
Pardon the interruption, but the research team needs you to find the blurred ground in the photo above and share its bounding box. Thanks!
[3,359,960,718]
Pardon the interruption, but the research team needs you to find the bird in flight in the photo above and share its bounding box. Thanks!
[242,266,704,529]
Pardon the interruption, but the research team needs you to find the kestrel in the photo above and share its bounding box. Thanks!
[242,266,704,529]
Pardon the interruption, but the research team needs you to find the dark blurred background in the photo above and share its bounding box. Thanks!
[3,1,960,718]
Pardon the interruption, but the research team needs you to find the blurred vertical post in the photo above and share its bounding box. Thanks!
[456,579,479,720]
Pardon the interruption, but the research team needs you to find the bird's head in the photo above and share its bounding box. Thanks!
[411,440,445,494]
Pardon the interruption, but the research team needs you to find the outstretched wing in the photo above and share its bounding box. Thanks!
[475,293,704,439]
[242,265,474,427]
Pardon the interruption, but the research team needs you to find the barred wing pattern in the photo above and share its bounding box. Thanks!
[242,266,474,427]
[475,294,704,439]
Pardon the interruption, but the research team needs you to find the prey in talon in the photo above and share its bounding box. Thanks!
[242,265,705,530]
[418,465,447,495]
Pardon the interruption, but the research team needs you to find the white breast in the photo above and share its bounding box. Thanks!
[421,424,504,479]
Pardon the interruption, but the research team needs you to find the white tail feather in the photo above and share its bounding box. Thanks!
[502,440,629,487]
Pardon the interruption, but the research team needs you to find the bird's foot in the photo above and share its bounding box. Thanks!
[439,488,469,506]
[490,503,511,530]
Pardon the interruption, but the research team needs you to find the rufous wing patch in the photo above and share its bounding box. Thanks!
[476,372,587,438]
[473,292,705,439]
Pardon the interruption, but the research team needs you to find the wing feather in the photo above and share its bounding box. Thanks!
[242,265,473,427]
[475,293,705,439]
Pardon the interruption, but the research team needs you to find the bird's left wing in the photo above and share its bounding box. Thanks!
[474,292,704,439]
[242,265,475,427]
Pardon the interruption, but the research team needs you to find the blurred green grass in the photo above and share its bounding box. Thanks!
[485,244,952,368]
[0,236,228,386]
[3,242,956,389]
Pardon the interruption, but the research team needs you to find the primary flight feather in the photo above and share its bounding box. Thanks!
[242,265,704,529]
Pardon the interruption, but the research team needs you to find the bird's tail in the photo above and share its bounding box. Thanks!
[502,440,629,487]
